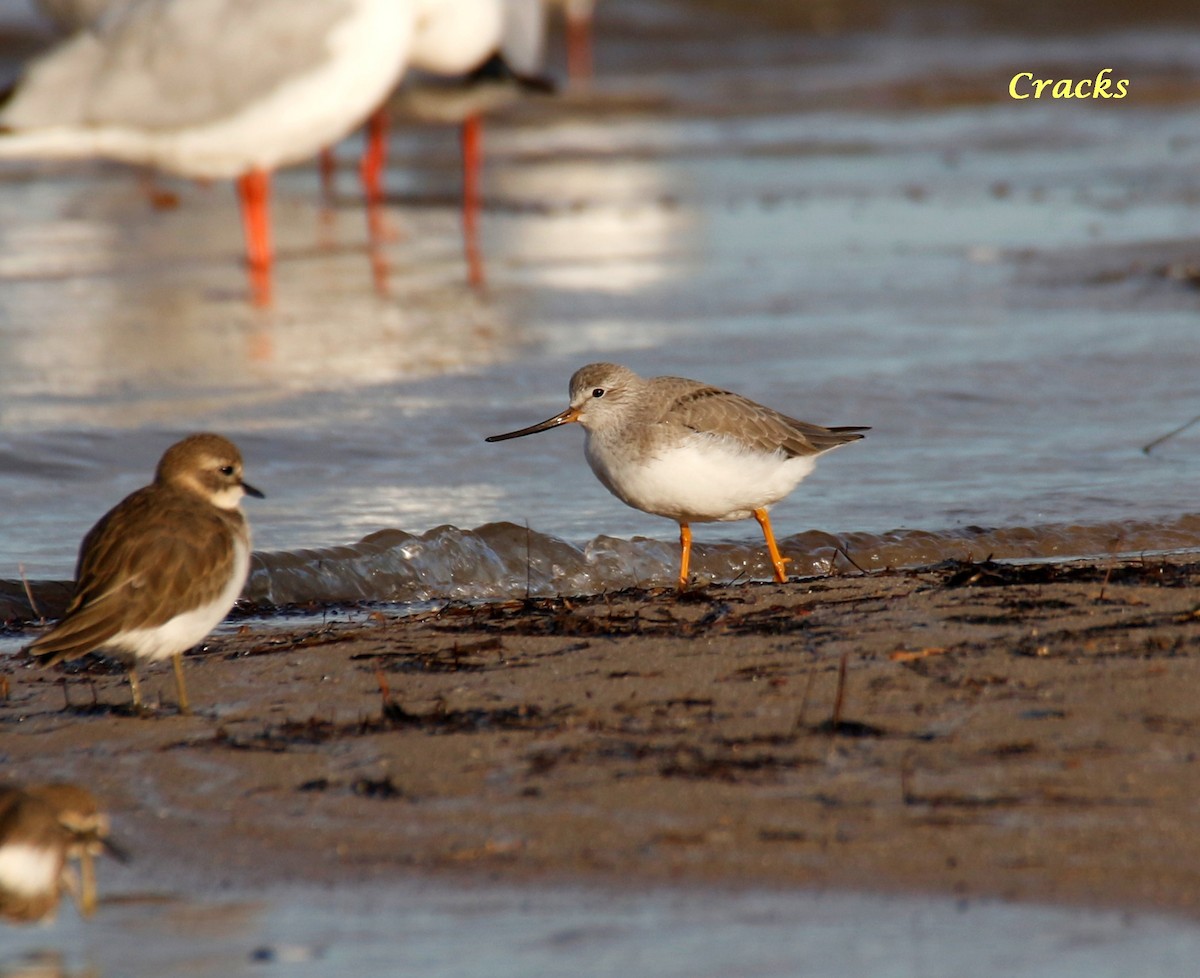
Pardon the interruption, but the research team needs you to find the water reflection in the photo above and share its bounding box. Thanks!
[0,168,517,429]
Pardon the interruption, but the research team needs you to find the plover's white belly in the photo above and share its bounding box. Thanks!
[105,537,250,664]
[0,843,60,897]
[586,433,818,523]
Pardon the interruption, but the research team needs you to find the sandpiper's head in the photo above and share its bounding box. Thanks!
[485,363,642,442]
[565,363,641,428]
[155,433,265,509]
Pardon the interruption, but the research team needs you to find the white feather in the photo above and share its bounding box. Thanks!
[0,843,60,897]
[586,432,818,524]
[0,0,416,179]
[411,0,504,74]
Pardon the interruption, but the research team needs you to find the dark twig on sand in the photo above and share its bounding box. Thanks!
[1142,412,1200,455]
[830,652,849,732]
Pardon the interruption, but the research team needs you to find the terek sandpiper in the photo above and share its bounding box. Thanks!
[487,362,867,588]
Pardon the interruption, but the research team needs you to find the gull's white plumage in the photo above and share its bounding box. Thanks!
[0,0,417,179]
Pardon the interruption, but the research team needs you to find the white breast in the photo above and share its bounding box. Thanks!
[585,432,818,524]
[0,843,61,898]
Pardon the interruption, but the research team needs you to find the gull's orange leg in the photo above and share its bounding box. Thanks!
[236,168,272,270]
[754,507,791,583]
[318,147,337,202]
[359,108,390,205]
[566,11,594,82]
[236,168,273,307]
[677,522,692,589]
[359,108,399,290]
[461,112,485,288]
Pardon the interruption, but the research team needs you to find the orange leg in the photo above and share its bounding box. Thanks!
[566,11,594,82]
[235,168,273,307]
[358,108,399,293]
[677,522,692,589]
[236,168,272,269]
[754,507,791,583]
[359,108,389,206]
[461,112,486,288]
[318,147,337,202]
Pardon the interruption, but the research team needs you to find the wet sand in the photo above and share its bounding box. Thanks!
[3,555,1199,919]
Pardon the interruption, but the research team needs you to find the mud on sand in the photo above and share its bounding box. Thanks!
[2,556,1200,918]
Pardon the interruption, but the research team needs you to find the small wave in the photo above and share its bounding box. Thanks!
[4,516,1200,623]
[241,515,1200,606]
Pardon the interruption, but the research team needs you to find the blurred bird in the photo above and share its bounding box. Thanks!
[32,0,135,34]
[26,433,263,714]
[0,783,127,924]
[0,0,418,304]
[393,0,553,286]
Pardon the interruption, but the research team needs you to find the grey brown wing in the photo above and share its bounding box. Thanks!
[28,491,241,663]
[656,380,868,458]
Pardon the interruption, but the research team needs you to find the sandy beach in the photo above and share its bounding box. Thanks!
[3,555,1199,920]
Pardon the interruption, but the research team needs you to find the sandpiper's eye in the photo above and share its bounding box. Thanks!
[219,465,235,476]
[591,388,606,398]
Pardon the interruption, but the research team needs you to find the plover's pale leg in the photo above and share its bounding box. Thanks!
[78,849,97,917]
[172,654,191,716]
[127,668,143,711]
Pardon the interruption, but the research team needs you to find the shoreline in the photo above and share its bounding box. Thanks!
[4,510,1200,617]
[3,555,1200,920]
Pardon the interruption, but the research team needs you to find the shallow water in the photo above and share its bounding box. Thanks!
[2,879,1200,978]
[2,1,1200,600]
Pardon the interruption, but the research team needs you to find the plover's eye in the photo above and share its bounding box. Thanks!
[591,388,606,398]
[219,465,235,476]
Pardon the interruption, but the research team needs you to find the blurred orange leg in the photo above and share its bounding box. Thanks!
[359,108,388,205]
[318,147,337,201]
[461,113,485,288]
[236,168,273,307]
[566,12,593,81]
